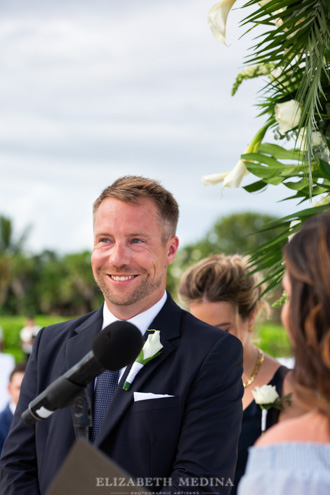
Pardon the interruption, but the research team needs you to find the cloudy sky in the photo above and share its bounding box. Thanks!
[0,0,302,254]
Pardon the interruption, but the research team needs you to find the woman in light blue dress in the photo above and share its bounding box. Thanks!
[239,213,330,495]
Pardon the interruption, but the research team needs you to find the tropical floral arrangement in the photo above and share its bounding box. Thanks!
[203,0,330,291]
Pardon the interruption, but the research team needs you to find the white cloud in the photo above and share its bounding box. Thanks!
[0,0,302,254]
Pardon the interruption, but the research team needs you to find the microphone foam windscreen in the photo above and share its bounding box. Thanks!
[92,321,143,371]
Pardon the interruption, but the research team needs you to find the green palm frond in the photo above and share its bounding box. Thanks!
[240,137,330,289]
[241,0,330,187]
[247,203,330,294]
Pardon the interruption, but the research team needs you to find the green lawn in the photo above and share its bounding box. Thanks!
[256,322,292,358]
[1,315,292,363]
[0,315,72,362]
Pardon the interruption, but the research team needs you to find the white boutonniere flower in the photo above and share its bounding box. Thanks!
[123,330,163,391]
[252,384,292,432]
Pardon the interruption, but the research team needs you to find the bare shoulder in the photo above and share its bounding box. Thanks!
[255,411,330,447]
[260,352,289,382]
[262,352,281,374]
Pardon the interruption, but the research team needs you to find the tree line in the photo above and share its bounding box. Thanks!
[0,212,283,316]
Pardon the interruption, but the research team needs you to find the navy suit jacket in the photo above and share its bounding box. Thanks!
[0,404,13,454]
[0,293,243,494]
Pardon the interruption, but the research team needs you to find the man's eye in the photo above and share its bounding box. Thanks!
[131,238,143,244]
[100,238,110,243]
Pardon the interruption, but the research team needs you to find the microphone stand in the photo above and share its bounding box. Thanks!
[71,388,92,440]
[51,378,92,440]
[22,375,92,440]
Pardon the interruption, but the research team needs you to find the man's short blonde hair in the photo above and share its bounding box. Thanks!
[93,176,179,242]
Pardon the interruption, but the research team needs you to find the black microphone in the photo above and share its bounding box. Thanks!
[21,321,143,426]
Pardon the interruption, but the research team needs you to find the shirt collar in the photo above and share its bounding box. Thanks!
[9,401,16,415]
[102,292,167,336]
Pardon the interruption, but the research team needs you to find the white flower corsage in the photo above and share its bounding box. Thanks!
[252,384,292,432]
[123,330,163,391]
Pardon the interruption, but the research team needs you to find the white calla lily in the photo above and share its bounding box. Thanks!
[275,100,302,134]
[202,123,271,190]
[223,159,249,188]
[123,330,163,391]
[202,159,248,190]
[208,0,237,45]
[142,330,163,360]
[201,172,229,186]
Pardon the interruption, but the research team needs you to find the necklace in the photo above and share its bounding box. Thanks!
[243,348,264,388]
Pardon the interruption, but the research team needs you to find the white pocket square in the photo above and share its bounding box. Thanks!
[133,392,175,402]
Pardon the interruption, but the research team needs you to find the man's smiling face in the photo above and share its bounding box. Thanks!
[91,197,179,320]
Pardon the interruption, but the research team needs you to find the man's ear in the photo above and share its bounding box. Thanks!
[167,236,179,265]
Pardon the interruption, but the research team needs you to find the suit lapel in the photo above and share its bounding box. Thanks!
[65,306,104,369]
[95,293,182,446]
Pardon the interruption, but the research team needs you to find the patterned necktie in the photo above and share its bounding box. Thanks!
[91,369,119,443]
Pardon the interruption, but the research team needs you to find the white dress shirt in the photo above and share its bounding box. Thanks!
[99,291,167,382]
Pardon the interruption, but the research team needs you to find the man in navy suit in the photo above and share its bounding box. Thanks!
[0,176,243,494]
[0,362,26,453]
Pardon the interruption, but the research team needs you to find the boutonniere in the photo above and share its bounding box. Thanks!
[123,330,163,391]
[252,384,292,433]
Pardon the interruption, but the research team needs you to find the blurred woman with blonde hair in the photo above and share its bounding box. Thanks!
[178,253,304,494]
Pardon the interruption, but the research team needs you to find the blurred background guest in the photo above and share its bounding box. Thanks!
[0,362,26,453]
[0,339,15,412]
[19,317,41,360]
[0,325,4,353]
[178,254,305,494]
[239,213,330,494]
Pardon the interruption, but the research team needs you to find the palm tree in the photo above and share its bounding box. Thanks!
[0,215,31,254]
[0,215,32,312]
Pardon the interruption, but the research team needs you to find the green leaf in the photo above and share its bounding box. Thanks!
[282,180,310,191]
[265,176,285,186]
[258,143,305,161]
[319,159,330,181]
[244,161,298,179]
[243,180,268,193]
[242,152,298,170]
